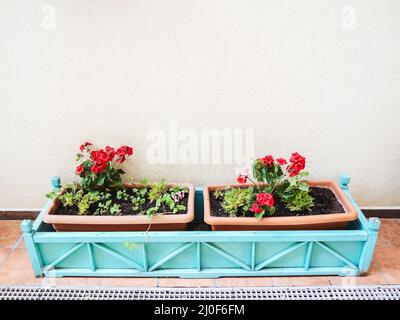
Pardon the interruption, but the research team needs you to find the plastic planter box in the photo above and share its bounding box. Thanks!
[22,175,380,278]
[42,183,195,232]
[203,180,359,231]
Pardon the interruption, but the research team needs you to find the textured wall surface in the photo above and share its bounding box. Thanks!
[1,1,400,208]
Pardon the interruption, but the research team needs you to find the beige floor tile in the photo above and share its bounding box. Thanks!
[0,220,22,247]
[16,235,25,248]
[0,247,12,264]
[374,246,400,284]
[158,278,215,287]
[376,219,400,248]
[44,277,103,287]
[329,259,387,286]
[101,277,158,287]
[0,248,44,285]
[215,277,274,287]
[272,276,330,287]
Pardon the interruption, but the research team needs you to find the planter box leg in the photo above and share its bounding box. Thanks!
[340,174,380,276]
[338,267,359,277]
[21,220,44,277]
[358,217,381,275]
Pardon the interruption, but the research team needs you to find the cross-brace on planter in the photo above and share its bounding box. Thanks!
[22,175,380,278]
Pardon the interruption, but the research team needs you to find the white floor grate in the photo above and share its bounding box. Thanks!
[1,286,399,300]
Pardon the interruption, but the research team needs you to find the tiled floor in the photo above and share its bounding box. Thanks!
[0,219,399,288]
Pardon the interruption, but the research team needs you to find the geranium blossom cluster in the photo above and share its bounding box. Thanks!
[286,152,306,177]
[236,152,308,218]
[250,192,274,214]
[237,152,306,185]
[76,142,133,175]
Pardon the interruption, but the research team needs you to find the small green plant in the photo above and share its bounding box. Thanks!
[213,189,223,200]
[279,172,314,211]
[95,199,112,215]
[229,152,314,218]
[92,192,111,215]
[77,191,102,214]
[282,190,314,212]
[50,184,103,215]
[222,187,255,217]
[109,203,122,215]
[52,183,81,206]
[175,205,187,213]
[58,189,81,207]
[130,187,147,212]
[146,181,188,217]
[116,189,129,201]
[148,179,168,202]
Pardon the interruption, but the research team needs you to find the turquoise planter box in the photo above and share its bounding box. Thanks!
[22,175,380,278]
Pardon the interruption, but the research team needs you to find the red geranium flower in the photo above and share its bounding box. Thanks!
[116,145,133,163]
[91,149,109,164]
[89,149,110,173]
[105,146,115,161]
[116,155,127,163]
[287,152,306,177]
[117,145,133,157]
[276,158,287,165]
[260,155,274,167]
[75,164,84,175]
[237,175,248,184]
[256,193,274,207]
[79,142,92,152]
[250,203,263,214]
[91,161,107,174]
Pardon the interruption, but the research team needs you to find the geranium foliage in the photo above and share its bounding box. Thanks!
[47,142,189,217]
[220,152,314,219]
[75,142,133,190]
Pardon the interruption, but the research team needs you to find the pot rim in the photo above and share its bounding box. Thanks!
[42,182,195,225]
[203,180,358,226]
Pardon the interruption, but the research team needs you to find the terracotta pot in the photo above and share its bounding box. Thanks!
[43,183,195,232]
[203,180,358,231]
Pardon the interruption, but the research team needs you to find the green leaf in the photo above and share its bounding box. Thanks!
[298,183,309,192]
[97,175,106,186]
[110,203,121,215]
[146,207,158,216]
[221,186,255,217]
[45,191,58,199]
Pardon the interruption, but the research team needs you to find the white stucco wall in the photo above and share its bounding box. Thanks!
[1,0,400,208]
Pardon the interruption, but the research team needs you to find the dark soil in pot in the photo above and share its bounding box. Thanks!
[210,187,345,218]
[54,187,188,216]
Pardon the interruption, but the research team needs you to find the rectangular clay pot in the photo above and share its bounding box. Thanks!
[43,183,195,232]
[203,180,358,231]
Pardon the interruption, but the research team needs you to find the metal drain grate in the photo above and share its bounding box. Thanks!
[1,286,399,300]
